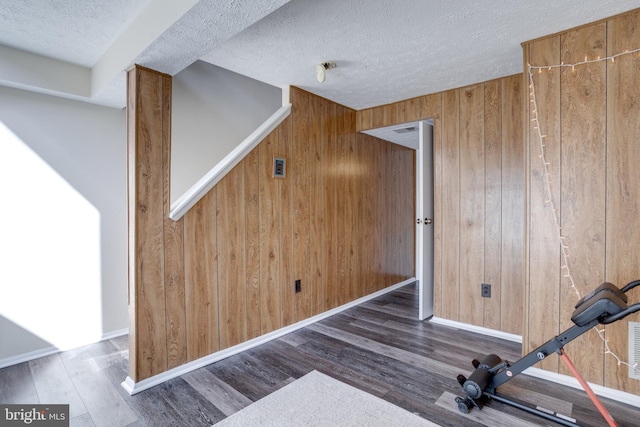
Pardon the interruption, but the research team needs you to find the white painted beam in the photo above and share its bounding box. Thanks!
[91,0,200,97]
[0,45,90,99]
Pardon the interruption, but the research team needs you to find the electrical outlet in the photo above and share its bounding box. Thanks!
[481,283,491,298]
[295,279,301,293]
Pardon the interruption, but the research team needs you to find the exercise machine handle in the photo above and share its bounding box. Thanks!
[600,302,640,324]
[621,279,640,293]
[600,279,640,324]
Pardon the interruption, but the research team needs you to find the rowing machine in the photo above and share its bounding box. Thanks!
[455,280,640,427]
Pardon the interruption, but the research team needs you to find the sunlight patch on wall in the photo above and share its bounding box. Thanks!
[0,121,102,351]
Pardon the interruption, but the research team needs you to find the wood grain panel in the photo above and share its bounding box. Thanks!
[184,190,219,360]
[346,123,363,303]
[520,9,640,394]
[526,36,561,373]
[372,106,385,129]
[217,163,247,349]
[428,94,444,318]
[128,66,168,380]
[324,101,339,310]
[336,105,350,306]
[258,133,282,334]
[309,95,324,316]
[559,23,607,383]
[364,134,377,292]
[383,103,400,127]
[279,117,295,327]
[459,84,485,326]
[605,10,640,395]
[291,88,313,322]
[356,107,373,132]
[161,75,187,370]
[129,82,415,383]
[500,74,525,336]
[244,148,261,340]
[374,133,385,292]
[441,89,461,321]
[483,79,502,331]
[354,81,525,333]
[403,97,421,123]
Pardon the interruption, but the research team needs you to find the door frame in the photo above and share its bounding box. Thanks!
[416,121,434,320]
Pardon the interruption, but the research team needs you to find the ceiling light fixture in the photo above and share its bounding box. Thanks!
[316,61,337,82]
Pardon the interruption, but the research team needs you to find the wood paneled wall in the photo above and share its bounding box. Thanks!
[358,74,525,335]
[127,68,415,382]
[523,9,640,395]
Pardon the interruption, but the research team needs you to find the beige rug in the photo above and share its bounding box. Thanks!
[214,370,440,426]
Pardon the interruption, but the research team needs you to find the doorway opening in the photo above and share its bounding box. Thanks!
[361,120,434,320]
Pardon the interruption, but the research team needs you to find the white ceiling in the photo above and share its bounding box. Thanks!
[1,0,639,114]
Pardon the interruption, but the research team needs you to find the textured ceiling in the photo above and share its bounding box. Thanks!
[1,0,640,114]
[202,0,640,110]
[0,0,150,67]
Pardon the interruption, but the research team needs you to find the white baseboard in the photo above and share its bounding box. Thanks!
[0,346,61,370]
[429,317,522,343]
[101,328,129,341]
[0,328,129,370]
[523,367,640,409]
[122,278,417,395]
[428,317,640,409]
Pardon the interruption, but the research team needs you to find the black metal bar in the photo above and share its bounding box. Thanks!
[621,279,640,293]
[486,391,582,427]
[490,319,598,389]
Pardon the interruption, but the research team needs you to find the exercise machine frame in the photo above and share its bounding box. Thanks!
[455,280,640,427]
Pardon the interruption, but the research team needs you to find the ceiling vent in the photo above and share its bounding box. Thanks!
[393,126,417,134]
[629,321,640,380]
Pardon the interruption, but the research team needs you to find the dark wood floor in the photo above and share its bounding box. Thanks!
[1,283,638,426]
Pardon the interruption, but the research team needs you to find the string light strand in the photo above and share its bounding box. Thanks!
[529,47,640,73]
[528,47,640,372]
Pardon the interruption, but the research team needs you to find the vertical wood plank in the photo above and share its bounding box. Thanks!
[128,66,168,380]
[244,149,261,340]
[336,105,350,306]
[356,107,373,131]
[279,117,295,327]
[383,103,400,127]
[325,101,339,309]
[347,128,362,302]
[364,134,380,294]
[459,84,485,326]
[310,95,324,315]
[441,89,461,321]
[428,94,444,317]
[527,36,561,372]
[605,10,640,395]
[184,190,218,361]
[372,135,385,292]
[484,80,502,331]
[372,106,385,129]
[500,74,525,336]
[291,88,313,322]
[403,97,422,123]
[217,164,247,349]
[259,134,282,334]
[559,23,607,383]
[161,75,187,370]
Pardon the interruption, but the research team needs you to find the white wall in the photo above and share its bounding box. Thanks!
[171,61,282,203]
[0,86,127,365]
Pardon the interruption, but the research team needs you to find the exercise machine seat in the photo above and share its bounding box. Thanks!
[570,282,628,326]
